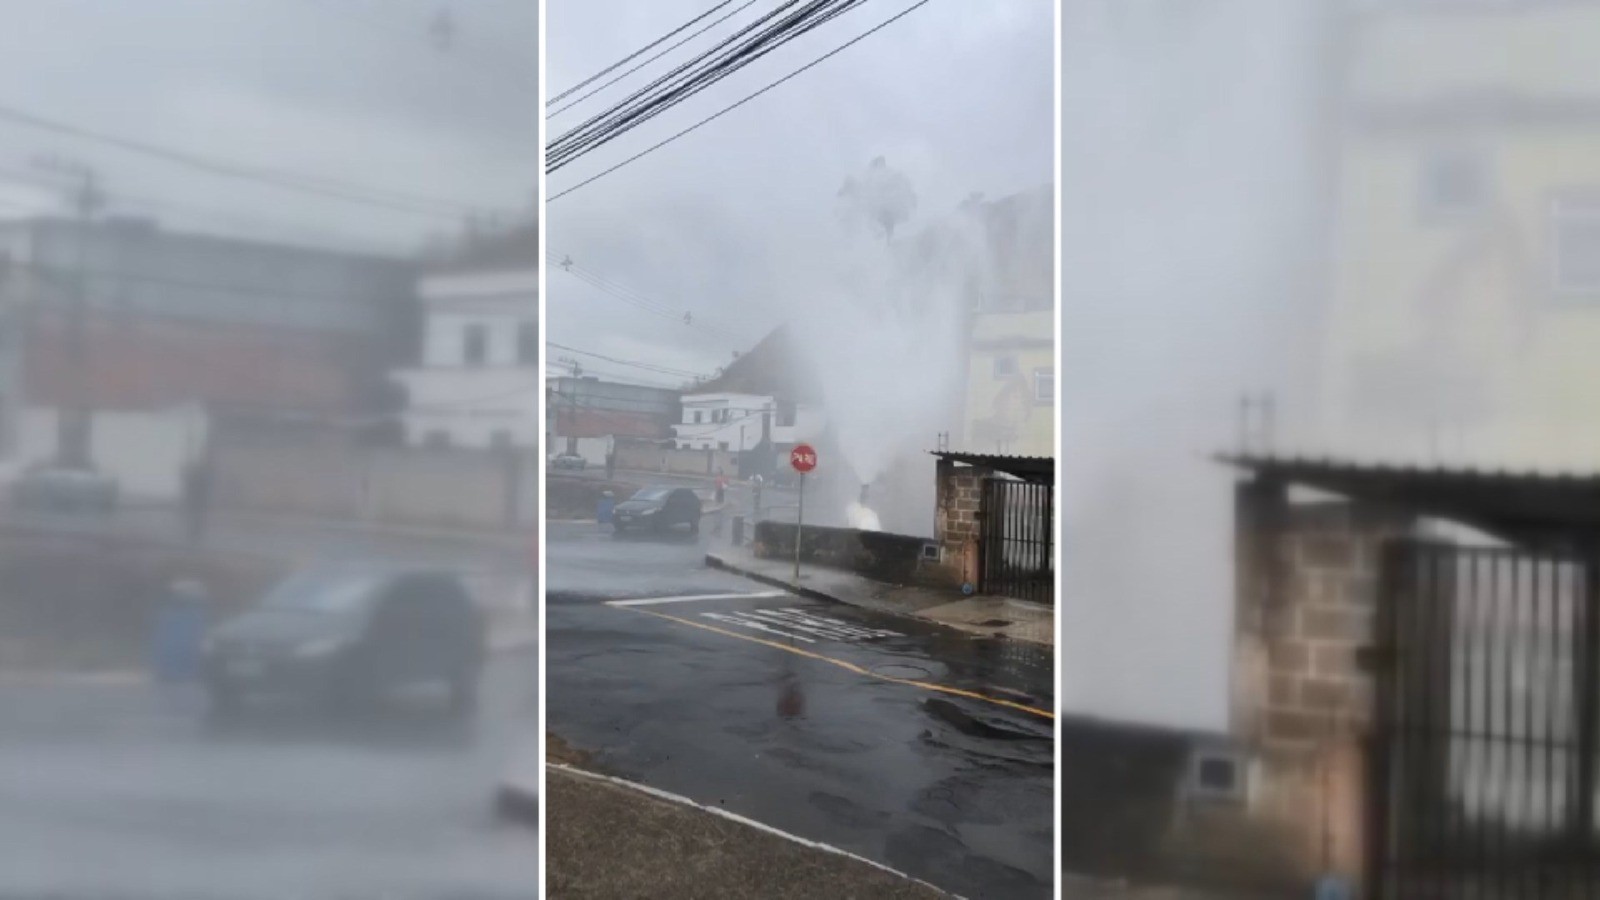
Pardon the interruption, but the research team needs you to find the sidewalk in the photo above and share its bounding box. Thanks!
[704,536,1054,646]
[545,761,953,899]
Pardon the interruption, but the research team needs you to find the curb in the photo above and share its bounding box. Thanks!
[705,552,1056,647]
[546,763,962,898]
[705,551,837,605]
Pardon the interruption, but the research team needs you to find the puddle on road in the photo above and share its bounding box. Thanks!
[869,663,933,680]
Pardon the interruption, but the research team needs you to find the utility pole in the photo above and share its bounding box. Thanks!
[37,157,103,468]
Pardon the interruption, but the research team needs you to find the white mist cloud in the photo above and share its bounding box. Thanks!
[1060,0,1325,729]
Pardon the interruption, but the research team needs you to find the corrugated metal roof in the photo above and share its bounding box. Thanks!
[1219,452,1600,485]
[1218,452,1600,549]
[930,450,1054,482]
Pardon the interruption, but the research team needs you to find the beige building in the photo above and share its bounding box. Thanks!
[1320,3,1600,469]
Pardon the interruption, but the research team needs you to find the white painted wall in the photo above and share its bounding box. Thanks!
[400,266,538,448]
[2,404,206,501]
[674,392,774,451]
[422,312,534,368]
[772,405,826,446]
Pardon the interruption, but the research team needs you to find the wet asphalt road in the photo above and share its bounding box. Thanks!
[546,521,1055,899]
[0,646,539,898]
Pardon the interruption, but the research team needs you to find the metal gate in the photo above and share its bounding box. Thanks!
[1371,540,1600,898]
[978,477,1053,604]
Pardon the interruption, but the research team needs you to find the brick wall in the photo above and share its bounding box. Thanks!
[1229,477,1417,887]
[933,458,986,585]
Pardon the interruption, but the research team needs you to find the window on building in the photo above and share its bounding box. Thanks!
[718,441,729,451]
[1419,148,1486,221]
[462,324,488,365]
[489,430,513,450]
[1033,367,1054,406]
[517,322,537,365]
[693,410,703,424]
[993,356,1018,379]
[423,430,451,449]
[1552,195,1600,295]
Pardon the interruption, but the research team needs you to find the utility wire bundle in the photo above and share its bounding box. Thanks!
[547,251,750,344]
[546,0,872,172]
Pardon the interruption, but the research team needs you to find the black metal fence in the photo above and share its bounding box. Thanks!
[1371,540,1600,898]
[978,477,1053,604]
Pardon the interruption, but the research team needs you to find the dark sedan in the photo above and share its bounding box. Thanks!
[612,486,701,536]
[202,567,486,716]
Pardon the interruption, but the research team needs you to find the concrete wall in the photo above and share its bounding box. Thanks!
[4,405,206,502]
[612,438,735,477]
[212,440,533,530]
[752,520,937,586]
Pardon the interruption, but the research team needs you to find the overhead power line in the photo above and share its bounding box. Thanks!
[550,0,742,105]
[547,340,711,380]
[548,0,764,118]
[0,167,409,257]
[10,258,406,306]
[307,0,537,91]
[0,102,499,220]
[546,364,685,391]
[548,0,868,171]
[548,253,751,345]
[547,0,932,201]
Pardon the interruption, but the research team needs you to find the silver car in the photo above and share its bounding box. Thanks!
[10,464,119,513]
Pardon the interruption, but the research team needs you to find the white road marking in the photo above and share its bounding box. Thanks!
[606,590,788,607]
[699,607,904,645]
[750,608,902,641]
[701,611,816,642]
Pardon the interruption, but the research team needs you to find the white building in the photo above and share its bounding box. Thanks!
[673,391,824,450]
[673,392,774,451]
[394,234,537,450]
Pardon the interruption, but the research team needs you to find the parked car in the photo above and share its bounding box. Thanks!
[9,463,118,513]
[201,566,486,716]
[551,453,586,470]
[613,486,702,535]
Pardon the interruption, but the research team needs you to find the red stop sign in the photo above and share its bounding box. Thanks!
[789,443,818,474]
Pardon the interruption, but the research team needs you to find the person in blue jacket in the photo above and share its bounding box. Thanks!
[151,578,208,684]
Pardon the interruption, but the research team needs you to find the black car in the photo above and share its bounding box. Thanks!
[201,567,486,716]
[613,486,701,535]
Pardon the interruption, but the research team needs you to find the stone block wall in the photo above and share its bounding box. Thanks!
[1228,477,1418,887]
[932,458,987,585]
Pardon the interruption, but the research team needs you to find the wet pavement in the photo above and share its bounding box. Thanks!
[0,646,539,897]
[546,521,1055,899]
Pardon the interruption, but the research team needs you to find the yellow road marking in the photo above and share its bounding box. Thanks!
[625,606,1054,721]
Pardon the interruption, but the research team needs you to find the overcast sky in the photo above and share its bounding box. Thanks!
[545,0,1054,385]
[0,0,536,256]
